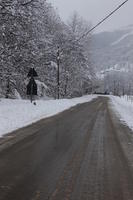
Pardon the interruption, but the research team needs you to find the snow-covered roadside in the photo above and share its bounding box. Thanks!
[0,95,97,137]
[109,95,133,131]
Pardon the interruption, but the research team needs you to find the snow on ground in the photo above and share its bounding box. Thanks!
[110,95,133,131]
[111,31,133,46]
[0,95,97,137]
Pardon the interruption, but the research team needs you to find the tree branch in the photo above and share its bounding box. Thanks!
[21,0,34,6]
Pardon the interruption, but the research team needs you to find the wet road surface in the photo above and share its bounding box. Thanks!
[0,97,133,200]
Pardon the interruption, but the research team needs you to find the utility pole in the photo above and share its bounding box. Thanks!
[57,46,60,99]
[30,68,33,103]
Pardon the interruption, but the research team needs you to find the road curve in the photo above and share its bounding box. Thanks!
[0,97,133,200]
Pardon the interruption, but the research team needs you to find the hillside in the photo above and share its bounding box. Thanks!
[92,24,133,72]
[92,25,133,95]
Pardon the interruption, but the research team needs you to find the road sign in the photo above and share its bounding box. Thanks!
[27,78,37,96]
[27,68,38,103]
[27,68,38,77]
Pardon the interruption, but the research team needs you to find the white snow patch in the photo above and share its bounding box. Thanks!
[0,95,97,137]
[97,64,132,80]
[14,89,22,99]
[35,80,48,89]
[111,31,133,46]
[50,61,58,69]
[110,95,133,131]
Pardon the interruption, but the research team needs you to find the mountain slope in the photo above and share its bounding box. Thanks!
[92,25,133,72]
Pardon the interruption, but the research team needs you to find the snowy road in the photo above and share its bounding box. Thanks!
[0,97,133,200]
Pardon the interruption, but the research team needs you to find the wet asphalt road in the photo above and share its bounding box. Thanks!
[0,97,133,200]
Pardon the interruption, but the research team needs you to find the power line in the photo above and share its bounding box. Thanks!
[77,0,129,41]
[34,1,130,58]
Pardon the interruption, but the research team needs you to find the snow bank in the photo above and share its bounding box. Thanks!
[0,95,97,137]
[110,95,133,131]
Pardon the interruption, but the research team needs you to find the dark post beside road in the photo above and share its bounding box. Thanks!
[57,46,60,99]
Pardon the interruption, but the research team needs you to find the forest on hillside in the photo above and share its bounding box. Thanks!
[0,0,95,99]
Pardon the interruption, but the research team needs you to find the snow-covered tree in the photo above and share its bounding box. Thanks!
[0,1,95,99]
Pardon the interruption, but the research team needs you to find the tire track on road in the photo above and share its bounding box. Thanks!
[49,101,103,200]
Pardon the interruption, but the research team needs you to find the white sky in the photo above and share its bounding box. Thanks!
[49,0,132,32]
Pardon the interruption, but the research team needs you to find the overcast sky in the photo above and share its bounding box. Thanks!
[49,0,132,33]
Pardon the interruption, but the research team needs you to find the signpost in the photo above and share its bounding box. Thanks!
[27,68,38,103]
[57,46,60,99]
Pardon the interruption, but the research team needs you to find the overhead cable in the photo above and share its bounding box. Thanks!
[77,0,129,41]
